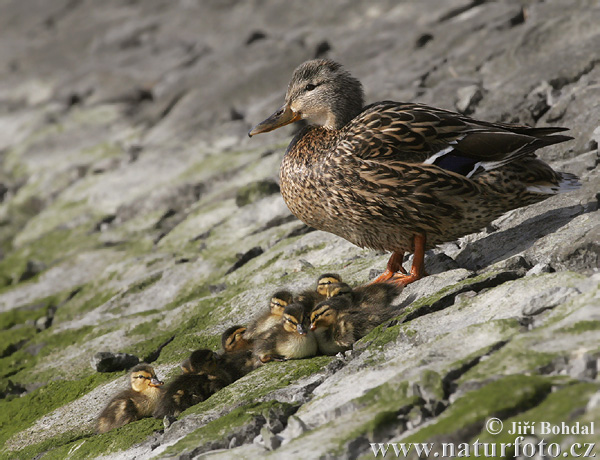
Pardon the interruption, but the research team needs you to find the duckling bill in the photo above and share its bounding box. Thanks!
[96,364,164,433]
[310,294,397,355]
[253,302,317,363]
[241,290,294,346]
[249,59,580,286]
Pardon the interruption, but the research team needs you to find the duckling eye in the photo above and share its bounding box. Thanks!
[304,83,316,91]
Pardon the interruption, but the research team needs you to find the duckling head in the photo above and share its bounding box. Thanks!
[315,273,343,297]
[248,59,364,136]
[221,325,248,352]
[282,303,310,336]
[309,302,339,331]
[130,364,163,392]
[270,290,294,316]
[181,349,218,374]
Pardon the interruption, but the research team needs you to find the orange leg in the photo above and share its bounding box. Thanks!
[370,251,407,284]
[370,234,427,287]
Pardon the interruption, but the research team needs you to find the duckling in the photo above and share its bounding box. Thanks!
[324,281,401,309]
[217,349,259,380]
[296,273,343,309]
[153,373,212,418]
[181,348,233,389]
[309,294,398,355]
[96,364,164,433]
[221,325,251,352]
[154,351,218,418]
[243,290,294,342]
[253,302,318,363]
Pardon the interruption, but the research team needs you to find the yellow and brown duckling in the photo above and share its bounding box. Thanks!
[154,348,258,418]
[295,273,343,309]
[154,349,226,418]
[309,292,399,355]
[242,290,294,344]
[221,325,251,353]
[249,59,580,287]
[253,301,317,363]
[96,364,164,433]
[324,281,401,310]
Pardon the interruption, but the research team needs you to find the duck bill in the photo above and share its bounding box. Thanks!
[296,323,308,336]
[309,322,317,331]
[150,377,164,387]
[180,358,192,373]
[248,104,301,137]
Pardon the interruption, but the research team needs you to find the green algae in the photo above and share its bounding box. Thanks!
[560,320,600,334]
[163,401,295,457]
[0,227,98,291]
[404,375,555,442]
[474,381,600,457]
[235,179,280,207]
[123,272,164,296]
[324,380,420,457]
[457,346,557,383]
[181,356,333,417]
[7,416,162,460]
[0,372,117,451]
[0,324,98,384]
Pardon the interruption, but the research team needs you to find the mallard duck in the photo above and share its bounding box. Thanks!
[221,325,251,353]
[243,290,294,342]
[96,364,164,433]
[249,59,580,286]
[309,294,397,355]
[253,302,317,362]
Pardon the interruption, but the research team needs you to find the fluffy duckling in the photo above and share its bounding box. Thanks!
[309,293,398,355]
[221,325,251,353]
[243,290,294,342]
[96,364,164,433]
[253,302,317,363]
[296,273,343,309]
[324,281,401,309]
[154,351,218,418]
[218,349,259,380]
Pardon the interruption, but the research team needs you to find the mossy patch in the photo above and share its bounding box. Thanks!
[0,372,117,451]
[164,400,295,457]
[123,272,163,296]
[0,227,98,290]
[559,320,600,334]
[235,179,280,207]
[404,374,555,442]
[457,345,557,383]
[6,416,162,460]
[0,324,98,384]
[475,381,600,454]
[182,356,333,417]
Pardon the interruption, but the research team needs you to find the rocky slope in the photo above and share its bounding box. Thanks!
[0,0,598,459]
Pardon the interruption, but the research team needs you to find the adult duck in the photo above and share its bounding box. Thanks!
[249,59,579,286]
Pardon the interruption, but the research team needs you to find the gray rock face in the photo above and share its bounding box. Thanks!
[0,1,599,459]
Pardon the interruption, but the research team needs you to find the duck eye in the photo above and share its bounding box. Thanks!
[305,83,316,91]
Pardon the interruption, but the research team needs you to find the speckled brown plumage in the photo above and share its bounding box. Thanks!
[249,59,580,285]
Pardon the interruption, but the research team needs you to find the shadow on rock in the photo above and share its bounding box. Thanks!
[455,203,591,271]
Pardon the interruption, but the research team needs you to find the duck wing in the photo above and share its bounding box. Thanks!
[340,102,572,177]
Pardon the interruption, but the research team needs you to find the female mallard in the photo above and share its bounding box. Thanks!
[249,59,580,286]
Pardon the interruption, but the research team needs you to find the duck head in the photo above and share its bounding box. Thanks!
[248,59,364,136]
